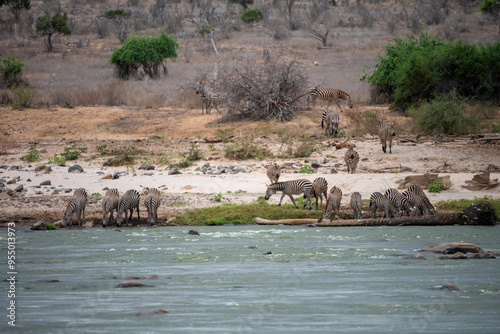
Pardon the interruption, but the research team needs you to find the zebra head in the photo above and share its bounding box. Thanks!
[264,185,277,200]
[346,95,353,108]
[195,82,203,95]
[62,202,73,227]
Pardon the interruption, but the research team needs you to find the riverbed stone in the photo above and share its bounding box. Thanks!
[44,166,52,174]
[439,283,459,291]
[116,281,154,288]
[14,185,23,192]
[135,308,169,316]
[40,180,51,186]
[31,220,47,230]
[68,164,84,173]
[168,167,182,175]
[422,242,484,254]
[438,252,467,260]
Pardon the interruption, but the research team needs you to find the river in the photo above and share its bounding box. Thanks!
[2,225,500,333]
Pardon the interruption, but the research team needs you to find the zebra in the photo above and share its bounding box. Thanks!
[344,144,359,174]
[102,188,120,227]
[144,188,162,226]
[384,188,415,217]
[402,190,430,216]
[266,162,281,184]
[322,186,342,221]
[116,189,141,227]
[407,184,436,215]
[264,179,313,210]
[307,86,353,112]
[311,177,328,210]
[195,83,227,115]
[369,192,399,219]
[321,109,340,137]
[378,123,397,154]
[62,188,88,227]
[350,192,363,219]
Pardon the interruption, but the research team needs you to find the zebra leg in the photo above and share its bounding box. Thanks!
[304,193,312,210]
[137,205,140,219]
[382,140,387,153]
[278,193,286,206]
[371,205,377,219]
[336,100,343,113]
[389,138,392,154]
[77,209,81,226]
[288,194,299,209]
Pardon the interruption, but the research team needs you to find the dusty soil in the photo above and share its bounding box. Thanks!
[0,105,499,226]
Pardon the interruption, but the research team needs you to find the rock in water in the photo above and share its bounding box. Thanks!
[116,281,154,288]
[31,221,47,230]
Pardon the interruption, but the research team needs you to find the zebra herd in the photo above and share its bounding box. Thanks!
[264,164,436,221]
[62,187,162,228]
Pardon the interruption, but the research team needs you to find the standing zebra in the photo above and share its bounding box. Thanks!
[402,190,430,216]
[63,188,88,227]
[321,109,340,137]
[195,83,227,115]
[350,192,363,219]
[407,184,436,215]
[369,192,399,219]
[102,188,120,227]
[264,179,313,210]
[144,188,162,226]
[266,162,281,184]
[384,188,415,217]
[311,177,328,210]
[116,189,141,227]
[378,123,397,154]
[322,186,343,221]
[344,144,360,174]
[308,86,353,112]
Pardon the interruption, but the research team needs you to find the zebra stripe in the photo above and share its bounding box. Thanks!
[264,179,313,210]
[308,87,353,112]
[402,190,429,216]
[321,109,340,137]
[350,191,362,219]
[311,177,328,210]
[369,192,399,219]
[144,188,162,226]
[63,188,88,227]
[266,162,281,184]
[116,189,141,227]
[344,145,360,174]
[384,188,415,217]
[378,123,396,154]
[102,188,119,227]
[323,186,342,221]
[195,83,227,115]
[407,184,436,215]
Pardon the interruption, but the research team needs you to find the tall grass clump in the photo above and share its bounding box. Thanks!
[362,32,500,110]
[411,92,480,135]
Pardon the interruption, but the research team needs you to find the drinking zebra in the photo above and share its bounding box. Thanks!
[350,192,363,219]
[266,162,281,184]
[369,192,399,219]
[311,177,328,210]
[144,187,162,226]
[407,184,436,215]
[321,109,340,137]
[344,144,359,174]
[384,188,415,217]
[264,179,313,210]
[62,188,88,227]
[402,190,430,216]
[116,189,141,227]
[195,83,227,115]
[322,186,342,221]
[378,123,397,154]
[308,86,353,112]
[102,188,120,227]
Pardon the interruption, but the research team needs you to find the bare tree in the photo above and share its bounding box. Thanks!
[307,25,329,47]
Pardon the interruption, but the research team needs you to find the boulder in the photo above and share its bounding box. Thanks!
[188,230,200,235]
[44,166,52,174]
[421,242,484,254]
[168,167,182,175]
[116,281,154,288]
[68,164,84,173]
[438,252,467,260]
[40,180,51,186]
[101,174,113,180]
[439,283,459,291]
[31,220,47,230]
[14,185,23,192]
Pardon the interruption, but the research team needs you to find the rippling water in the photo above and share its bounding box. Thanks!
[2,225,500,333]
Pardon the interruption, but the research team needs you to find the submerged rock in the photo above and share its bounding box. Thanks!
[116,281,154,288]
[422,242,484,254]
[31,220,47,230]
[439,283,459,291]
[135,308,169,316]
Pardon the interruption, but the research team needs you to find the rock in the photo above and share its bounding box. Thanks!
[35,164,46,172]
[168,167,182,175]
[27,178,31,182]
[439,283,459,291]
[36,279,60,283]
[40,180,51,186]
[44,260,65,263]
[403,254,426,260]
[263,251,272,255]
[188,230,200,235]
[53,220,63,228]
[330,168,338,174]
[310,160,321,168]
[469,252,496,259]
[68,164,84,173]
[139,163,155,170]
[10,166,20,170]
[145,274,159,279]
[83,221,95,228]
[31,221,47,230]
[101,174,113,179]
[14,185,23,192]
[7,179,16,184]
[135,308,169,316]
[143,172,154,176]
[51,190,59,196]
[112,172,120,179]
[116,281,154,288]
[44,166,52,174]
[422,242,484,254]
[438,252,467,260]
[64,188,72,193]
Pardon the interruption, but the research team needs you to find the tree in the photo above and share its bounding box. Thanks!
[0,0,30,20]
[228,0,254,9]
[480,0,500,34]
[109,30,179,80]
[35,13,71,52]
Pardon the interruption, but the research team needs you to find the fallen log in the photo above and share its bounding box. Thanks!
[254,202,497,227]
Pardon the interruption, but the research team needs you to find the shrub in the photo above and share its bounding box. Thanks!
[177,144,203,168]
[23,144,40,162]
[0,56,24,88]
[224,135,272,160]
[36,13,71,52]
[61,146,82,160]
[48,154,66,164]
[428,179,443,193]
[104,146,137,166]
[109,29,179,80]
[412,92,480,135]
[240,8,263,22]
[298,164,315,174]
[106,9,130,18]
[10,84,37,109]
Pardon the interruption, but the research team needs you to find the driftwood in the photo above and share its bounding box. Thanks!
[254,202,497,227]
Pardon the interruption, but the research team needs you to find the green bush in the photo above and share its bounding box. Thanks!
[106,9,130,18]
[10,84,36,109]
[23,144,40,162]
[0,56,24,88]
[411,92,480,135]
[36,13,71,52]
[224,135,272,160]
[298,164,315,174]
[109,29,179,79]
[362,32,500,109]
[240,8,263,22]
[48,154,66,164]
[428,179,443,193]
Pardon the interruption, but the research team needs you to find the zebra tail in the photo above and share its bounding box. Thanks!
[321,119,325,129]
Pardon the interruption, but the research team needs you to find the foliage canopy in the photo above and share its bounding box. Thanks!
[109,29,179,80]
[36,13,71,52]
[240,8,263,22]
[0,56,24,88]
